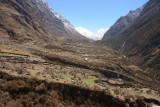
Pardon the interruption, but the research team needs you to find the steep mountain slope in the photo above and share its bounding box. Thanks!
[101,0,160,75]
[102,5,144,40]
[0,0,86,44]
[0,0,160,106]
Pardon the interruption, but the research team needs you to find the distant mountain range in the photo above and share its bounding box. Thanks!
[101,0,160,77]
[0,0,87,44]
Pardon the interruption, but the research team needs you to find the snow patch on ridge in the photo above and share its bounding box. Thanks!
[51,10,75,31]
[35,0,76,31]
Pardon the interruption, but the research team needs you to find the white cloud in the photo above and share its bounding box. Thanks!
[76,27,108,40]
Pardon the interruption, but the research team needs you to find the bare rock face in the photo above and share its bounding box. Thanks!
[0,0,87,44]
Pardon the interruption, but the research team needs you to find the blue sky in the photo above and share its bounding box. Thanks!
[46,0,148,40]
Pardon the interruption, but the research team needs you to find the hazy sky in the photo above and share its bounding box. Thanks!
[47,0,148,40]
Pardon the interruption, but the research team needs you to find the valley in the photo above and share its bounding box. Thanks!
[0,0,160,106]
[0,40,160,107]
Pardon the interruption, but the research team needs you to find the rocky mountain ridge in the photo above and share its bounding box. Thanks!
[101,0,160,77]
[51,9,76,31]
[0,0,86,45]
[102,4,144,40]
